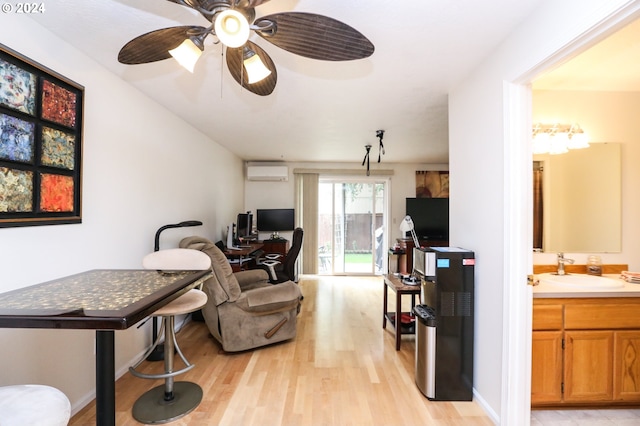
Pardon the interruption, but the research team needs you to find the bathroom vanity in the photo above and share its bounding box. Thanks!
[532,272,640,407]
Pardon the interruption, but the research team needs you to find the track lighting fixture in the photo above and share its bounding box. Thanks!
[362,144,372,176]
[376,130,385,162]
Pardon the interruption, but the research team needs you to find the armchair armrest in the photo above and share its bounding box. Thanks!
[235,269,269,291]
[235,281,302,314]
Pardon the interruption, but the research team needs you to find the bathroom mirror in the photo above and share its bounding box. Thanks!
[533,142,621,253]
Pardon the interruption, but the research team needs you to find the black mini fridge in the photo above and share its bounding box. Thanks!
[412,247,474,401]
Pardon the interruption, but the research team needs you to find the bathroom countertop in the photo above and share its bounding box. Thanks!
[533,274,640,298]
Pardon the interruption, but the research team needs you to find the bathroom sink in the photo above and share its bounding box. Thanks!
[538,273,624,289]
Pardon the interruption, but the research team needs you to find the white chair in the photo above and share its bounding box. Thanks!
[129,248,210,424]
[0,384,71,426]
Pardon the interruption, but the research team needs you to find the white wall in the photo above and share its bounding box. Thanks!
[0,16,244,412]
[448,0,636,422]
[533,90,640,270]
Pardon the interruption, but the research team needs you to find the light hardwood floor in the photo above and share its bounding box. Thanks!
[70,275,492,425]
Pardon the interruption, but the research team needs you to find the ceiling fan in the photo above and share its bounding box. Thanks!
[118,0,375,96]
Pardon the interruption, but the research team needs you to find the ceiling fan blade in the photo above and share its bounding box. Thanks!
[237,0,271,7]
[118,26,205,64]
[165,0,200,6]
[254,12,374,61]
[225,41,277,96]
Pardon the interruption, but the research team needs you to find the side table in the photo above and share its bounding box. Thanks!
[383,274,421,350]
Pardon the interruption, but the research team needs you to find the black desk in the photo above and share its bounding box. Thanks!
[0,269,210,426]
[224,242,264,271]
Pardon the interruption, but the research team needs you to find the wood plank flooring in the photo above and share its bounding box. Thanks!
[70,275,492,425]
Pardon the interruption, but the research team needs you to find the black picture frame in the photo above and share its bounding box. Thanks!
[0,44,83,228]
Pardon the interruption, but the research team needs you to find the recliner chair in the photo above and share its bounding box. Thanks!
[258,227,303,283]
[180,236,302,352]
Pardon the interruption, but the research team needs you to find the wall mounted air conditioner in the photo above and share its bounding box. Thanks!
[246,165,289,181]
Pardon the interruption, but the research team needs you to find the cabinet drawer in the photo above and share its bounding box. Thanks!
[565,304,640,330]
[533,305,563,330]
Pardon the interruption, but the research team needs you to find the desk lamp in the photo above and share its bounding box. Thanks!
[400,215,420,248]
[148,220,203,361]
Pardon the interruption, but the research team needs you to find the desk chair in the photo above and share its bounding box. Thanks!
[259,227,304,283]
[129,248,210,424]
[0,384,70,426]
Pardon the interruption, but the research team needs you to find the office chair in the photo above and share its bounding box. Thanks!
[259,227,304,283]
[129,248,210,424]
[0,384,71,426]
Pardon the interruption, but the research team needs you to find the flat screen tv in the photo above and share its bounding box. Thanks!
[405,198,449,240]
[237,212,253,238]
[256,208,295,232]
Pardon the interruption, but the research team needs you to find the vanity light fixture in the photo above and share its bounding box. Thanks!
[532,123,589,155]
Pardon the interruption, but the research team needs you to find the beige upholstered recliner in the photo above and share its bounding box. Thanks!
[180,236,302,352]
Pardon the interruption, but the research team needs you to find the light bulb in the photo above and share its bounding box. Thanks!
[243,50,271,83]
[215,10,250,48]
[169,39,203,73]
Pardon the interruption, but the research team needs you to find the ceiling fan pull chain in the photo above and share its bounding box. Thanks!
[220,49,224,98]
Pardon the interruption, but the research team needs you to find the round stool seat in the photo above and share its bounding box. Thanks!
[0,384,71,426]
[154,288,207,316]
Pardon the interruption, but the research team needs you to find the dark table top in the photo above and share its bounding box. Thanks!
[223,242,264,257]
[0,269,210,330]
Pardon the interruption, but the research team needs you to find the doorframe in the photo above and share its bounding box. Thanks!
[503,3,640,424]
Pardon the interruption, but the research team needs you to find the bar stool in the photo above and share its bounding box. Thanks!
[129,248,210,424]
[0,384,71,426]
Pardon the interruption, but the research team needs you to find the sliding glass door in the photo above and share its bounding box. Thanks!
[318,179,387,275]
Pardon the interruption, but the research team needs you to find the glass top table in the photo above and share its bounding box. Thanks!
[0,268,211,426]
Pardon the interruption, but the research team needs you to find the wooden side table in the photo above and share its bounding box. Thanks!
[383,274,421,350]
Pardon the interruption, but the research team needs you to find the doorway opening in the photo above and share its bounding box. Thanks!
[317,179,388,275]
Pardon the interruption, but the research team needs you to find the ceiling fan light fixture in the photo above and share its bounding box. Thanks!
[243,48,271,84]
[169,38,203,73]
[215,9,250,48]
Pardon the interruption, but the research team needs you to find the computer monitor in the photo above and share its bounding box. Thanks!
[237,212,253,238]
[256,208,295,234]
[405,197,449,240]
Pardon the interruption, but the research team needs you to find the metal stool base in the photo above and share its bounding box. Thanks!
[132,381,202,424]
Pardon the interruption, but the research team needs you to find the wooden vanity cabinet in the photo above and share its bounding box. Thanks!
[531,304,563,404]
[614,332,640,401]
[532,298,640,407]
[564,330,614,403]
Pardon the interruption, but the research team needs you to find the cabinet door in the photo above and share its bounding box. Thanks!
[263,240,289,256]
[531,331,563,404]
[613,331,640,401]
[564,330,613,402]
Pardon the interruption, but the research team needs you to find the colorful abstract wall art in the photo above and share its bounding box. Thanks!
[0,113,35,163]
[0,57,36,115]
[0,44,83,227]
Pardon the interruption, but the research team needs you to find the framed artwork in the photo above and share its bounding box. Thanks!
[0,44,83,227]
[416,170,449,198]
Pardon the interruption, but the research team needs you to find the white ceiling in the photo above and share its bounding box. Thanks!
[30,0,549,164]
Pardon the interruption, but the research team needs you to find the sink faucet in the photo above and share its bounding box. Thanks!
[557,252,574,275]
